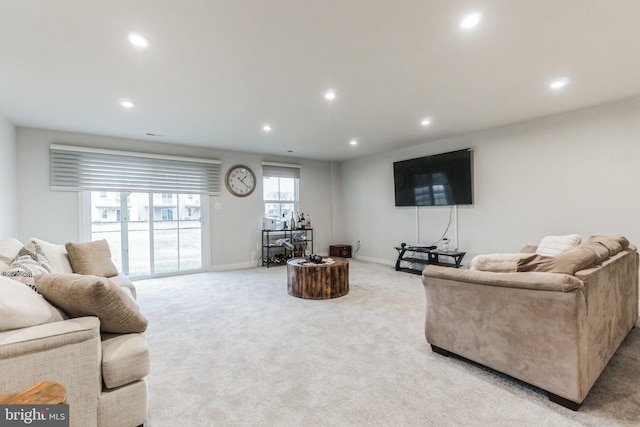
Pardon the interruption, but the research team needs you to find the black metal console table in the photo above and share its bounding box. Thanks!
[394,243,466,275]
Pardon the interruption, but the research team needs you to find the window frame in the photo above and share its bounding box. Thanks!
[79,191,211,278]
[263,176,299,229]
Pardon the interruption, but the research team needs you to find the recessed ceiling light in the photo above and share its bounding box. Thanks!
[262,124,272,132]
[128,33,149,48]
[460,12,481,29]
[120,99,134,108]
[324,90,337,100]
[550,77,570,90]
[421,118,432,126]
[350,139,358,146]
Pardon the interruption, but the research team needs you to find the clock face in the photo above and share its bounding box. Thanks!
[225,165,256,197]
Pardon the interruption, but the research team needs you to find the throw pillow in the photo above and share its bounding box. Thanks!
[520,245,538,254]
[1,243,52,292]
[0,276,66,332]
[470,253,526,272]
[0,238,24,265]
[29,238,74,274]
[65,240,118,278]
[517,247,598,275]
[586,236,624,256]
[578,242,610,262]
[35,273,148,333]
[535,234,582,257]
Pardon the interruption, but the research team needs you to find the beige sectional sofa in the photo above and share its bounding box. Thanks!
[422,235,638,410]
[0,238,149,426]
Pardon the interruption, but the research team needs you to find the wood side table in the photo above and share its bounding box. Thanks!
[287,257,349,299]
[0,381,67,404]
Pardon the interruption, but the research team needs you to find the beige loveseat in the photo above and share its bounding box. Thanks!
[0,238,149,426]
[422,235,638,410]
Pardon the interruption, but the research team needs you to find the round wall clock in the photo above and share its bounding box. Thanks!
[225,165,256,197]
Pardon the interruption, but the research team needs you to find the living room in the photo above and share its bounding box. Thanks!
[3,96,640,271]
[1,2,640,426]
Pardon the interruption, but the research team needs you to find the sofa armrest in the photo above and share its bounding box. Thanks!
[423,265,590,403]
[422,265,584,293]
[0,317,101,427]
[109,273,137,299]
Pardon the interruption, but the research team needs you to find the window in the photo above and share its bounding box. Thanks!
[263,177,297,228]
[51,144,215,278]
[88,191,205,277]
[262,162,300,229]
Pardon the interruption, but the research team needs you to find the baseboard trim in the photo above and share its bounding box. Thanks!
[355,255,395,266]
[208,261,257,272]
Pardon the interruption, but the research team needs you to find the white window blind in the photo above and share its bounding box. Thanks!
[51,144,222,195]
[261,161,301,179]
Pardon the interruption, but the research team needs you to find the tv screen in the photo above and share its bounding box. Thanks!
[393,149,473,207]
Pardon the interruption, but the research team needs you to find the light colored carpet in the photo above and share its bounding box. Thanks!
[135,260,640,426]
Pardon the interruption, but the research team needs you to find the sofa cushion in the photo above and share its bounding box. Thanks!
[517,247,598,275]
[1,243,52,292]
[30,238,74,274]
[109,274,138,299]
[35,274,148,333]
[98,379,148,427]
[65,240,118,278]
[101,333,150,389]
[535,234,582,257]
[0,276,66,332]
[0,238,23,265]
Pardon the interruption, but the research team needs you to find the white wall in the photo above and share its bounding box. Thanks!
[16,127,340,269]
[341,96,640,266]
[0,114,17,237]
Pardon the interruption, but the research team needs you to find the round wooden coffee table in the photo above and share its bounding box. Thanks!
[287,257,349,299]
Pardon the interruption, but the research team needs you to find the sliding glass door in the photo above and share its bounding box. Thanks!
[151,193,202,274]
[89,191,204,277]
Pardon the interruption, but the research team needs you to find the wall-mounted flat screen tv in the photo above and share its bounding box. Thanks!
[393,149,473,207]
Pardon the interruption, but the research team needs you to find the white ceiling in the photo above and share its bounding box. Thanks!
[1,1,639,161]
